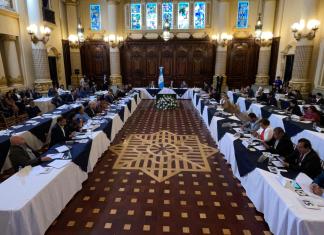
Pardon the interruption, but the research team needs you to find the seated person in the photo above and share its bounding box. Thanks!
[285,138,322,179]
[256,88,268,103]
[97,97,109,112]
[48,87,57,97]
[180,80,188,88]
[286,99,302,116]
[8,136,51,172]
[246,85,254,98]
[85,101,98,118]
[315,93,324,105]
[75,106,90,123]
[26,101,41,118]
[50,116,71,147]
[263,127,294,157]
[241,112,260,133]
[105,90,115,104]
[310,171,324,196]
[51,92,64,107]
[220,93,239,114]
[288,89,303,100]
[67,115,83,133]
[148,81,155,88]
[301,105,321,122]
[209,88,217,100]
[169,80,174,88]
[253,118,273,142]
[203,81,210,93]
[266,92,278,107]
[4,91,19,115]
[273,76,283,91]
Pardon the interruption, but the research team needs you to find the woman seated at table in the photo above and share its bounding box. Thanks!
[85,101,99,118]
[220,93,239,114]
[310,171,324,197]
[75,106,90,123]
[253,118,273,143]
[266,92,278,107]
[301,105,321,122]
[286,99,302,116]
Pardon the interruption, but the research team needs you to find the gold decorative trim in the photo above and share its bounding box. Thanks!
[111,130,218,182]
[0,8,19,19]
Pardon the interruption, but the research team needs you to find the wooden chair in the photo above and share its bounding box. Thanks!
[0,112,16,130]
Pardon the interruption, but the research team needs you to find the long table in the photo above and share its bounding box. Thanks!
[0,92,141,235]
[191,91,324,235]
[134,87,200,100]
[225,91,324,161]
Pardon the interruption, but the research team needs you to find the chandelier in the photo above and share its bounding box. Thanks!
[162,19,171,41]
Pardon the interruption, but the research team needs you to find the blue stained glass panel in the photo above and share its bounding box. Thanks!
[236,0,249,29]
[194,2,206,29]
[131,3,142,30]
[162,2,173,29]
[178,2,190,29]
[90,4,101,31]
[146,3,157,30]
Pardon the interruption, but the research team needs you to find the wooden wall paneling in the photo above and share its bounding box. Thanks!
[269,37,280,84]
[174,44,190,84]
[62,40,72,86]
[160,44,174,83]
[226,38,259,89]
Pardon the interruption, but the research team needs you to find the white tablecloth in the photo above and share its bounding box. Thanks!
[0,94,141,235]
[192,93,324,235]
[34,97,56,114]
[134,88,193,100]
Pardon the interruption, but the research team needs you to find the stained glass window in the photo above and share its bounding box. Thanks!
[194,2,206,29]
[130,3,142,30]
[162,2,173,29]
[90,4,101,31]
[146,3,157,30]
[237,0,249,29]
[178,2,190,29]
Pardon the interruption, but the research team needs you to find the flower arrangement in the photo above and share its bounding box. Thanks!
[156,95,178,110]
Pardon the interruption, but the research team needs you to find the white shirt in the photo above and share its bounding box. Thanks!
[257,126,273,142]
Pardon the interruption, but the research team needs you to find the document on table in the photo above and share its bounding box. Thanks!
[228,116,240,121]
[254,145,266,151]
[12,125,23,129]
[31,165,53,175]
[48,159,71,169]
[47,153,64,160]
[55,145,70,152]
[271,160,285,168]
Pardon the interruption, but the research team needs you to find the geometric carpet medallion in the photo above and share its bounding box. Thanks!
[110,130,218,182]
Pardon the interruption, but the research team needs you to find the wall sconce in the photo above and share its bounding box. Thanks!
[104,34,124,48]
[211,34,217,41]
[257,31,273,47]
[162,19,171,41]
[217,33,233,47]
[291,19,320,41]
[255,13,263,39]
[27,24,51,44]
[68,34,80,49]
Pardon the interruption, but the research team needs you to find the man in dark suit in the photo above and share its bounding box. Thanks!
[51,92,64,107]
[85,101,98,118]
[26,101,42,118]
[310,171,324,196]
[50,116,70,147]
[315,93,324,105]
[285,138,322,179]
[8,136,51,172]
[263,127,294,157]
[105,90,115,104]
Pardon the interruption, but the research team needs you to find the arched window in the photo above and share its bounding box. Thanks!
[146,3,158,30]
[130,3,142,30]
[236,0,249,29]
[194,2,206,29]
[162,2,173,29]
[90,4,101,31]
[178,2,190,29]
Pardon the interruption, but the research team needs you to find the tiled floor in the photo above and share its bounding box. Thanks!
[45,100,271,235]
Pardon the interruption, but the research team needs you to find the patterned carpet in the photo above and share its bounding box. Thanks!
[45,100,271,235]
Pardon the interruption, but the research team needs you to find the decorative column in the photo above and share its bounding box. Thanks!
[2,35,23,86]
[107,0,122,86]
[0,50,7,89]
[255,45,272,86]
[65,0,82,77]
[255,0,276,86]
[289,38,314,96]
[26,0,52,93]
[213,0,230,91]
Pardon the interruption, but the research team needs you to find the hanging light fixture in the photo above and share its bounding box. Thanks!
[255,13,263,39]
[162,19,171,41]
[77,18,85,42]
